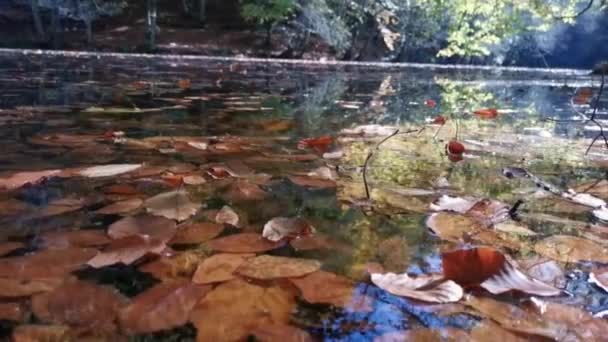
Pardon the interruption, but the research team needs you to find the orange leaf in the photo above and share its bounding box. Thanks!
[473,108,499,119]
[297,136,332,153]
[208,233,284,253]
[442,247,506,286]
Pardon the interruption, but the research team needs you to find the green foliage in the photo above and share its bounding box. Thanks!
[239,0,296,26]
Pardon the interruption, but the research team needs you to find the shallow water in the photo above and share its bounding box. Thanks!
[0,50,608,341]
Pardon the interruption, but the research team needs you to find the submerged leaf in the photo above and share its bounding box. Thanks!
[288,175,336,189]
[236,255,321,280]
[87,236,167,268]
[289,271,372,311]
[169,222,224,245]
[214,205,240,226]
[108,214,177,243]
[96,198,143,215]
[0,248,97,278]
[208,233,283,253]
[371,272,463,303]
[192,253,255,284]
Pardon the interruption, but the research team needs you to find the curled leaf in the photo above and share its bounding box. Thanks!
[262,217,315,242]
[371,272,463,303]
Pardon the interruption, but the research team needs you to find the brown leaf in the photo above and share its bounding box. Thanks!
[0,241,24,256]
[0,169,60,190]
[32,279,128,333]
[534,235,608,263]
[12,325,72,342]
[0,248,97,278]
[288,175,336,189]
[119,280,210,334]
[0,199,30,216]
[236,255,321,280]
[190,279,295,342]
[144,190,199,222]
[169,222,225,245]
[0,302,26,322]
[222,181,269,202]
[250,323,314,342]
[290,271,372,311]
[108,214,177,243]
[371,272,463,303]
[38,229,110,249]
[289,235,335,251]
[470,320,528,342]
[139,251,204,281]
[208,233,283,253]
[214,205,240,226]
[442,247,560,296]
[96,198,143,215]
[87,236,167,268]
[36,198,86,218]
[192,253,255,284]
[103,184,139,196]
[0,277,65,298]
[519,256,566,288]
[375,327,470,342]
[262,217,315,242]
[589,267,608,292]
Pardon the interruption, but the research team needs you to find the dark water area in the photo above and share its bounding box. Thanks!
[0,50,608,341]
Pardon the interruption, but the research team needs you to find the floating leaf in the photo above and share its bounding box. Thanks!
[426,213,520,249]
[144,190,199,221]
[87,236,167,268]
[290,271,372,311]
[31,279,128,333]
[431,115,447,125]
[442,247,560,296]
[96,198,143,215]
[519,257,566,288]
[527,298,608,340]
[424,99,437,108]
[208,233,283,253]
[79,164,142,178]
[119,280,210,334]
[192,253,255,284]
[138,251,204,281]
[190,279,295,342]
[108,214,177,243]
[0,248,97,278]
[0,169,60,190]
[371,272,463,303]
[262,217,315,242]
[430,195,476,213]
[169,222,224,245]
[534,235,608,263]
[236,255,321,280]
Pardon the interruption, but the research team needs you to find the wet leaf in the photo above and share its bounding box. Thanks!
[31,279,128,333]
[262,217,315,242]
[96,198,143,215]
[470,320,528,342]
[187,141,208,150]
[108,214,177,243]
[473,108,499,119]
[36,198,86,218]
[519,257,566,288]
[371,272,463,303]
[139,251,204,281]
[192,253,255,284]
[236,255,321,280]
[258,119,293,133]
[534,235,608,263]
[0,169,60,190]
[430,195,476,213]
[426,213,520,249]
[589,267,608,292]
[78,164,142,178]
[376,327,470,342]
[87,236,167,268]
[169,222,225,245]
[208,233,283,253]
[119,280,210,334]
[425,99,437,108]
[190,279,295,342]
[442,247,560,296]
[432,115,447,125]
[144,190,199,221]
[0,199,30,216]
[177,79,191,90]
[0,277,65,298]
[297,136,332,153]
[0,302,26,322]
[288,175,336,189]
[0,248,97,278]
[12,325,72,342]
[214,205,240,226]
[340,125,397,137]
[306,166,337,181]
[289,235,336,251]
[103,183,139,196]
[183,175,206,185]
[290,271,372,311]
[0,241,24,256]
[250,324,314,342]
[223,181,268,202]
[39,229,111,249]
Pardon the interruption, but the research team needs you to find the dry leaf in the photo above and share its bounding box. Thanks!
[208,233,283,253]
[534,235,608,263]
[289,271,372,311]
[190,279,295,342]
[192,253,255,284]
[96,198,143,215]
[236,255,321,280]
[87,236,167,268]
[169,222,224,245]
[119,280,211,334]
[108,214,177,242]
[262,217,315,242]
[145,190,199,222]
[371,272,463,303]
[78,164,142,178]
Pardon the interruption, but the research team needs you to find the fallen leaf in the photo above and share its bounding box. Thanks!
[376,328,470,342]
[262,217,315,242]
[177,79,191,90]
[0,169,60,190]
[139,251,204,281]
[236,255,321,280]
[87,236,167,268]
[519,257,566,288]
[425,99,437,108]
[250,324,314,342]
[144,190,199,222]
[208,233,283,253]
[0,277,65,298]
[12,325,72,342]
[589,267,608,292]
[0,199,30,216]
[223,181,268,202]
[297,136,332,153]
[32,279,128,333]
[183,175,206,185]
[290,271,372,311]
[36,198,86,218]
[190,279,295,342]
[340,125,397,136]
[473,108,499,119]
[187,141,208,150]
[96,198,143,215]
[371,272,463,303]
[103,183,139,196]
[534,235,608,263]
[288,175,336,189]
[0,248,97,278]
[0,302,26,322]
[306,166,337,181]
[442,247,560,296]
[119,280,210,334]
[169,222,225,245]
[192,253,255,284]
[470,320,528,342]
[214,205,240,226]
[289,235,335,251]
[0,242,24,256]
[494,222,537,236]
[432,115,447,125]
[426,213,520,249]
[258,119,293,132]
[39,229,111,249]
[108,214,177,242]
[78,164,142,178]
[430,195,476,213]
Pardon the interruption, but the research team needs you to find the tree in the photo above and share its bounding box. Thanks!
[239,0,296,45]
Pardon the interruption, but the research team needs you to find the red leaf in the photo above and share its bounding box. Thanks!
[297,136,332,153]
[442,247,505,286]
[446,140,465,162]
[473,108,499,119]
[424,99,437,108]
[432,115,447,125]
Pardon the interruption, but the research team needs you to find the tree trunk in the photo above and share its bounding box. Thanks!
[50,0,62,49]
[145,0,158,51]
[198,0,206,23]
[85,20,93,46]
[29,0,45,41]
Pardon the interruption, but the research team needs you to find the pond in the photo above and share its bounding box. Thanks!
[0,49,607,341]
